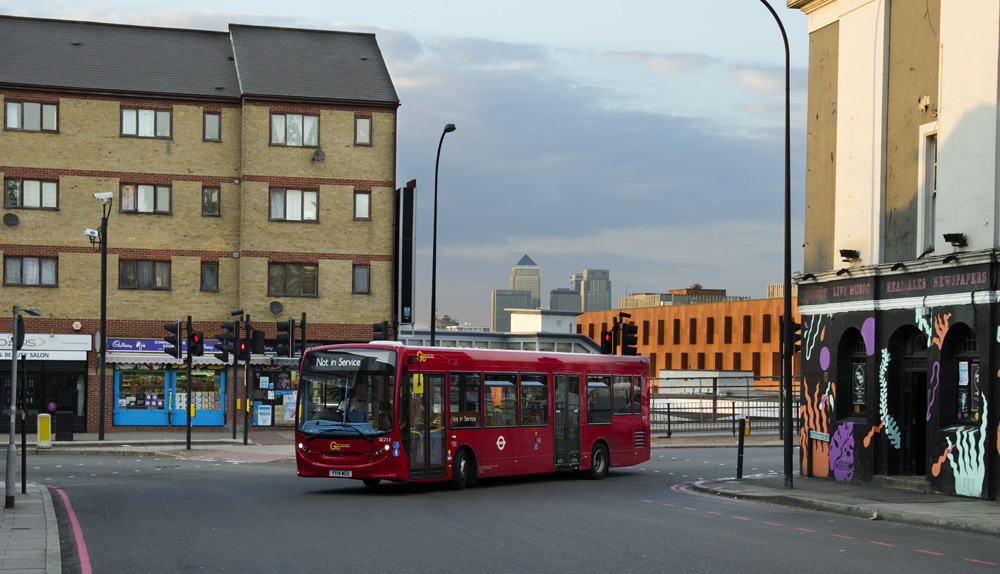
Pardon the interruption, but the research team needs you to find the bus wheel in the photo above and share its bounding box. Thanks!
[363,478,381,487]
[450,449,471,490]
[589,444,609,480]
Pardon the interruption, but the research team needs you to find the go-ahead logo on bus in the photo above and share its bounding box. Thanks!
[330,441,349,451]
[414,351,434,363]
[496,436,506,451]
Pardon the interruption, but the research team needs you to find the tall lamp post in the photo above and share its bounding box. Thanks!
[87,191,114,441]
[430,123,456,346]
[759,0,794,489]
[7,305,41,508]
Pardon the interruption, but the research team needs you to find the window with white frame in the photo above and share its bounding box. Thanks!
[270,112,319,147]
[202,187,220,217]
[5,101,58,132]
[204,111,221,142]
[917,122,938,257]
[270,188,317,221]
[121,107,171,138]
[355,116,371,145]
[120,184,171,214]
[4,179,58,209]
[119,260,171,290]
[354,190,370,220]
[4,256,57,286]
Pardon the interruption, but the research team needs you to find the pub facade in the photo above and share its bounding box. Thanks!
[797,253,996,498]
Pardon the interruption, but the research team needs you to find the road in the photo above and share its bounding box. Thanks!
[26,447,1000,573]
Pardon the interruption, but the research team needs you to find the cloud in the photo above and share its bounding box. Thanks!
[730,64,809,94]
[601,50,716,74]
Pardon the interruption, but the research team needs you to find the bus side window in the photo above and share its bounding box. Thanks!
[520,373,547,426]
[586,374,612,424]
[449,372,481,428]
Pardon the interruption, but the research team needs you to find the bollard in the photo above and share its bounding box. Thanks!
[37,413,52,449]
[737,418,746,479]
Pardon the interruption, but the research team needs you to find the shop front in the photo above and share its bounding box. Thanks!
[1,333,91,433]
[108,337,226,427]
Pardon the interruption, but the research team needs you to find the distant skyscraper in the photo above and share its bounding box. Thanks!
[570,273,583,292]
[510,254,541,309]
[491,289,532,332]
[581,269,612,312]
[550,288,582,312]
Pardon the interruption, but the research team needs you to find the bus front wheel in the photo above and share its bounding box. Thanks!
[363,478,381,487]
[588,444,609,480]
[450,449,471,490]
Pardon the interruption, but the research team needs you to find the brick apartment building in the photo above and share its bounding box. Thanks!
[578,294,801,387]
[0,16,399,433]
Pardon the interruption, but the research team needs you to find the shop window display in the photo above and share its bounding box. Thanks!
[253,368,299,426]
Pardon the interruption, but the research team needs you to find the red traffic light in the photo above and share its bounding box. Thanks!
[191,333,201,343]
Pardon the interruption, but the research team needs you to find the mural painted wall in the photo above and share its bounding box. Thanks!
[797,262,995,499]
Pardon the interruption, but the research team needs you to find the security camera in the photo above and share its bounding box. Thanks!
[84,228,99,238]
[93,191,114,204]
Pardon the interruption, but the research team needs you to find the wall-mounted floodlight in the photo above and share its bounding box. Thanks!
[943,233,967,247]
[310,149,326,161]
[839,249,861,262]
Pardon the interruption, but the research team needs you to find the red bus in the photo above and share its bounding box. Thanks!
[294,343,650,489]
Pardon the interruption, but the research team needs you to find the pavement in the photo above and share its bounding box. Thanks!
[1,431,998,573]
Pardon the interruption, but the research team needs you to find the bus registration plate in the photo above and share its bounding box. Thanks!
[329,470,353,478]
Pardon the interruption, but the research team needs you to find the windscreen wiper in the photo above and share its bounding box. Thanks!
[303,424,373,443]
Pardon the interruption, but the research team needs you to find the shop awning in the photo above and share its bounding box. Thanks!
[105,353,280,366]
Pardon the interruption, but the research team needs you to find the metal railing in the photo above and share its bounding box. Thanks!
[650,375,800,437]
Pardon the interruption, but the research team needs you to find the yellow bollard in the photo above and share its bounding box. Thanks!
[37,413,52,448]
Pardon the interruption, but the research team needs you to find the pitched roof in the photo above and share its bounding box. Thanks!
[0,16,239,99]
[230,25,398,104]
[0,16,398,105]
[516,254,537,267]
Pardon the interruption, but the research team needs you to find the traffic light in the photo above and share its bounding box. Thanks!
[162,319,182,359]
[214,321,236,363]
[621,322,639,356]
[189,330,205,357]
[237,340,249,362]
[252,329,266,354]
[780,316,803,357]
[12,315,25,351]
[600,330,614,354]
[372,320,390,341]
[276,318,295,358]
[791,318,802,356]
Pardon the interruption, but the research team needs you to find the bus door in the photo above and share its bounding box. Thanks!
[554,373,581,470]
[403,371,447,480]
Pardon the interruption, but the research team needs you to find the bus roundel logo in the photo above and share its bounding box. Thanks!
[496,436,506,450]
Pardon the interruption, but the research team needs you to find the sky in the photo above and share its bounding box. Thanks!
[4,1,811,328]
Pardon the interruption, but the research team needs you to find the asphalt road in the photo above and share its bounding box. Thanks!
[29,448,1000,573]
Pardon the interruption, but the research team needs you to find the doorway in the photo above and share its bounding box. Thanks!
[403,371,446,480]
[554,373,581,470]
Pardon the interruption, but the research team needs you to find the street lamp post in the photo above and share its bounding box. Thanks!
[759,0,794,489]
[7,305,41,508]
[87,192,113,441]
[430,123,456,346]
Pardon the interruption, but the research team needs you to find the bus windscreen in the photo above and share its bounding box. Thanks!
[298,348,396,439]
